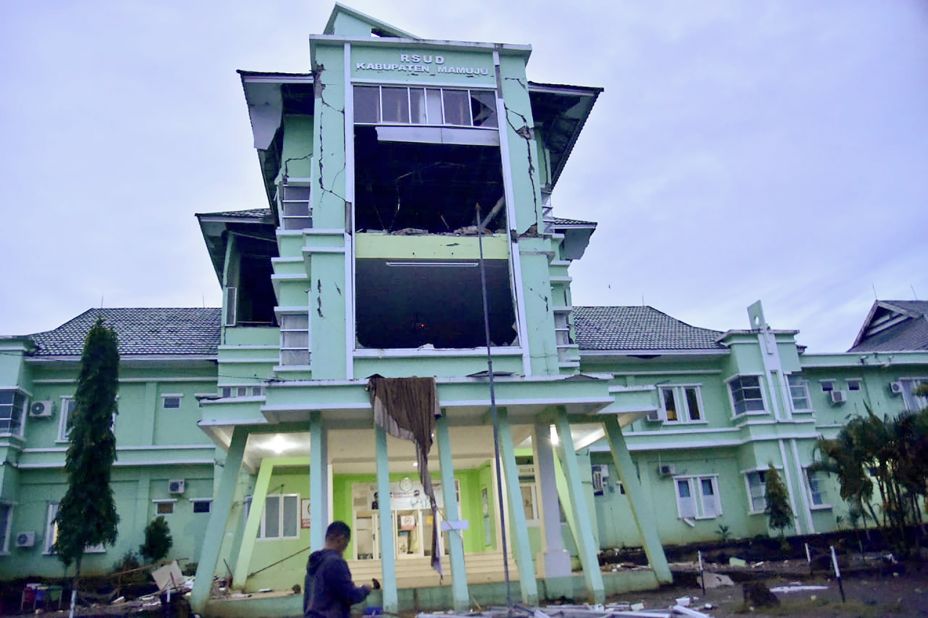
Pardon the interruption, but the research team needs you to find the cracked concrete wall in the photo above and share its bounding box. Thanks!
[499,54,562,376]
[308,42,349,379]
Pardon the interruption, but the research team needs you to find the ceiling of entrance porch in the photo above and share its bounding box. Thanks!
[241,424,534,474]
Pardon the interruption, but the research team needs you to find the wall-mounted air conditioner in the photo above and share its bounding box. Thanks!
[830,390,847,405]
[889,381,904,395]
[15,531,36,548]
[168,479,185,495]
[657,464,676,477]
[29,401,53,418]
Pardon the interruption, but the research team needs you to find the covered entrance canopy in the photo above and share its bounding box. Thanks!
[192,374,670,613]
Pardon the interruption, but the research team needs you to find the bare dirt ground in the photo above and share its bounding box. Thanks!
[606,568,928,617]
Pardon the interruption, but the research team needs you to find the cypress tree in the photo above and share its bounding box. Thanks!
[764,464,793,540]
[55,318,120,581]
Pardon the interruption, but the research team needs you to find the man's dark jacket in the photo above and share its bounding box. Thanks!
[303,549,370,618]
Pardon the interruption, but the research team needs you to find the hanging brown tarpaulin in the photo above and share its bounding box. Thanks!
[366,375,443,574]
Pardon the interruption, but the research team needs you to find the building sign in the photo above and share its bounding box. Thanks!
[355,52,491,77]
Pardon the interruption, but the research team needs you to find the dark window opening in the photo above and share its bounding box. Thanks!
[355,258,517,349]
[354,127,505,233]
[234,236,278,326]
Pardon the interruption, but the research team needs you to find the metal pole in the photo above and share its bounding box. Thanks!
[476,203,512,610]
[698,550,706,595]
[830,545,845,603]
[804,542,812,575]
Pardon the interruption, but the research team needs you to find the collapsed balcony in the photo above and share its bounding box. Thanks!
[355,258,517,349]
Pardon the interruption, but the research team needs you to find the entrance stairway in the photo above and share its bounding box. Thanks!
[348,552,521,589]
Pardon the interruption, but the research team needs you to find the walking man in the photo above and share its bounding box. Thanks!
[304,521,372,618]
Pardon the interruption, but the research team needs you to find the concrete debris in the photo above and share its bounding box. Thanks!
[728,557,747,568]
[418,603,714,618]
[769,584,829,594]
[702,572,734,589]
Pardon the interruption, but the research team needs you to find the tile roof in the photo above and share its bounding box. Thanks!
[549,216,596,227]
[848,300,928,353]
[573,306,725,352]
[197,208,273,220]
[28,308,221,357]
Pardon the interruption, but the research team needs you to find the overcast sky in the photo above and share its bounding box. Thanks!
[2,1,926,352]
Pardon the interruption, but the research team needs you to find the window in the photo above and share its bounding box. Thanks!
[820,380,835,393]
[846,379,862,392]
[58,397,78,441]
[0,390,27,436]
[155,501,175,515]
[728,376,765,415]
[519,484,538,522]
[162,395,182,409]
[192,500,212,514]
[278,182,311,230]
[0,503,11,553]
[806,470,829,508]
[674,476,721,520]
[43,503,103,553]
[787,375,812,411]
[220,385,265,398]
[899,379,928,412]
[58,397,115,440]
[45,503,59,553]
[659,386,704,423]
[353,85,497,128]
[280,314,310,366]
[260,495,299,539]
[746,470,767,513]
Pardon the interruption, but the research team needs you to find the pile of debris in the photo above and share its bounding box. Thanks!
[419,600,715,618]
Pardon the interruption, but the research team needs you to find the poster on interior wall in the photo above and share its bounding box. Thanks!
[301,499,311,528]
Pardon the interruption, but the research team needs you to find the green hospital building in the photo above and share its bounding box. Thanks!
[2,5,927,616]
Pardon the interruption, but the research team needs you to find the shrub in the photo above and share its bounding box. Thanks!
[139,516,173,563]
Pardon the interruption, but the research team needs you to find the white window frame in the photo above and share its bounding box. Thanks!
[0,502,12,554]
[673,475,722,520]
[57,396,77,442]
[0,389,28,438]
[278,312,310,368]
[153,499,177,516]
[219,385,265,399]
[658,384,707,424]
[787,374,813,413]
[58,396,115,442]
[45,503,59,554]
[161,394,183,409]
[277,180,312,231]
[354,85,499,129]
[726,374,767,417]
[259,494,300,540]
[899,377,928,412]
[804,468,831,510]
[846,378,863,392]
[819,379,836,393]
[744,469,776,515]
[519,483,539,523]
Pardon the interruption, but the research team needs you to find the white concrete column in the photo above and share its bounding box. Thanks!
[533,421,571,578]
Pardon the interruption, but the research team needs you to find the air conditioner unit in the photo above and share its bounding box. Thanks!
[168,479,185,495]
[889,381,904,395]
[29,401,53,418]
[830,390,848,405]
[657,464,676,477]
[15,531,35,548]
[645,408,663,423]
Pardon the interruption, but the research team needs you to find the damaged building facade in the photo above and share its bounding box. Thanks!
[2,5,928,616]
